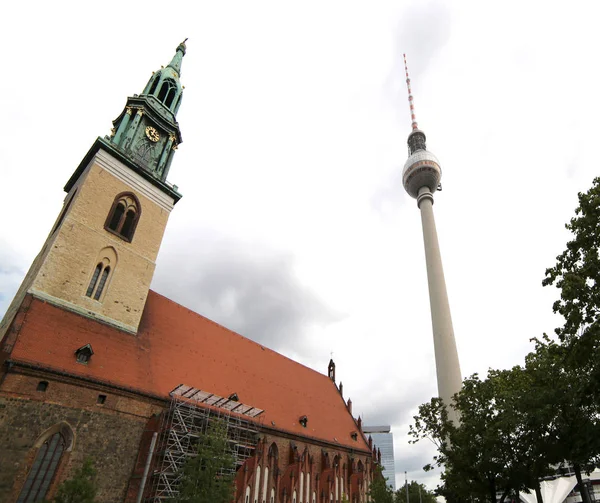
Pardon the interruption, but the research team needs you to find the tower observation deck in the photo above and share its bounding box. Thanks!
[401,55,462,423]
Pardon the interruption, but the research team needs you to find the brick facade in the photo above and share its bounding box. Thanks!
[0,371,164,502]
[0,367,375,503]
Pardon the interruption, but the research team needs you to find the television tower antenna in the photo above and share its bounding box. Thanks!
[401,54,462,423]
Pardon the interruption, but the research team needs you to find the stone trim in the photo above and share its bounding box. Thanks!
[94,149,175,212]
[27,289,138,335]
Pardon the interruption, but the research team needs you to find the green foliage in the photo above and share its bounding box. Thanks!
[368,466,395,503]
[543,176,600,344]
[395,480,437,503]
[52,457,97,503]
[410,177,600,503]
[173,419,236,503]
[541,176,600,503]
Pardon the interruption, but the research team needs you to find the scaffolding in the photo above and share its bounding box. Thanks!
[149,385,263,502]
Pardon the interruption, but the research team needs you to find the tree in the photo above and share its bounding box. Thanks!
[368,466,395,503]
[409,368,555,503]
[524,336,600,503]
[52,457,97,503]
[174,419,236,503]
[542,176,600,503]
[395,480,436,503]
[543,177,600,346]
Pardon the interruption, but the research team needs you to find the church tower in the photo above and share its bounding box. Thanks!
[0,41,187,337]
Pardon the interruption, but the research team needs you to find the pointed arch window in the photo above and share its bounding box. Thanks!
[157,79,177,109]
[105,192,141,242]
[17,431,66,503]
[85,247,117,302]
[149,75,159,96]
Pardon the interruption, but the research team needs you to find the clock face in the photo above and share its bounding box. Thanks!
[145,126,160,142]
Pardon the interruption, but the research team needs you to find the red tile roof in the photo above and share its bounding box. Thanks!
[11,292,369,451]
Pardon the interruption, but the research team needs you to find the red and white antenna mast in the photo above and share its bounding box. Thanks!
[403,53,419,132]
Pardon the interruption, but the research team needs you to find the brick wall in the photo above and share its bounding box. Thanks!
[0,372,163,503]
[236,434,374,503]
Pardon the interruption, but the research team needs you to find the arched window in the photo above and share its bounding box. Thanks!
[105,192,141,242]
[94,266,110,300]
[17,423,74,503]
[254,466,261,503]
[245,485,251,503]
[149,76,159,95]
[174,93,183,113]
[86,263,102,297]
[262,466,269,503]
[85,247,117,301]
[86,263,111,300]
[157,79,177,108]
[271,488,275,503]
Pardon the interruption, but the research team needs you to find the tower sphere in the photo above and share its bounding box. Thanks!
[402,149,442,199]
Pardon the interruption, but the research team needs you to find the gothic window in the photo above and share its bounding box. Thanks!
[254,465,261,503]
[174,93,183,113]
[86,263,110,300]
[149,76,159,95]
[86,264,102,297]
[105,193,141,242]
[85,247,117,301]
[262,466,269,503]
[157,79,177,108]
[17,432,66,503]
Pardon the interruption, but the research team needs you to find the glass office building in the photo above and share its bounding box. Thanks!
[363,425,396,490]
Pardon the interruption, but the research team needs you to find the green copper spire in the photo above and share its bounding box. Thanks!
[167,38,187,76]
[108,41,187,185]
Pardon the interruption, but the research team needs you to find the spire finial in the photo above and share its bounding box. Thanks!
[403,53,419,132]
[167,39,187,75]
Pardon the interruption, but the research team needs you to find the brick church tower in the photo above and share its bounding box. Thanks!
[0,41,186,338]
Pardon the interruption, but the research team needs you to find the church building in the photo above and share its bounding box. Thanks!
[0,42,379,503]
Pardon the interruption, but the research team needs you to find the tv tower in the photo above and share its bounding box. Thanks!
[402,54,462,422]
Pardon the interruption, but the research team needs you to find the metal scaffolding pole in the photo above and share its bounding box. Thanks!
[148,388,262,502]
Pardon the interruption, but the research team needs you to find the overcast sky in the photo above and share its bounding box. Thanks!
[1,0,599,491]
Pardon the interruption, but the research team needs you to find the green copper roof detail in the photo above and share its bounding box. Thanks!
[106,41,187,188]
[167,38,187,76]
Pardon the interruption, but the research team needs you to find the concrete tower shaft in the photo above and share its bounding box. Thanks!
[417,188,462,424]
[402,54,462,422]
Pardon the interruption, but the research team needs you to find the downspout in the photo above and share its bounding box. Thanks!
[136,432,158,503]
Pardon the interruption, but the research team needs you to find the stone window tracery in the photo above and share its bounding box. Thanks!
[85,247,117,301]
[105,192,141,242]
[17,423,73,503]
[158,79,177,108]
